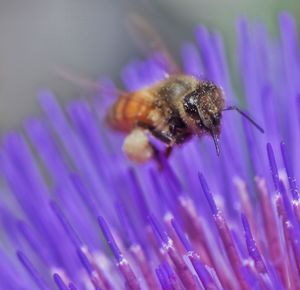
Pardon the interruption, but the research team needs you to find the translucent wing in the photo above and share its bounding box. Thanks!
[53,65,126,96]
[53,15,179,95]
[126,14,180,75]
[54,65,163,110]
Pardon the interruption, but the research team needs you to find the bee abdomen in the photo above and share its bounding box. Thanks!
[106,91,155,132]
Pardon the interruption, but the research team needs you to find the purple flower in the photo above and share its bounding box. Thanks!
[1,12,300,290]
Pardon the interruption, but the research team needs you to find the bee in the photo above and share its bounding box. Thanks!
[56,16,264,164]
[106,74,263,163]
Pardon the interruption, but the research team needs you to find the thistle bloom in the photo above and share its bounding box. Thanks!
[1,12,300,290]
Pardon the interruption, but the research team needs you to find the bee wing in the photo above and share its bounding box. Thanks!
[126,14,181,75]
[53,65,158,110]
[54,16,179,96]
[53,65,127,96]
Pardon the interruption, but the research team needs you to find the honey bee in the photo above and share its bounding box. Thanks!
[106,74,263,163]
[56,16,264,164]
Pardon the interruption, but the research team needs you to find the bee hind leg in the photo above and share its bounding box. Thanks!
[122,128,155,163]
[122,128,166,169]
[136,121,173,144]
[135,121,175,165]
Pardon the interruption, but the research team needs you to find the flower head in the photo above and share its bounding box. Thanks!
[1,12,300,290]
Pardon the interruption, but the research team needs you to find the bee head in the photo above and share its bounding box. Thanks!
[183,82,225,131]
[183,81,225,154]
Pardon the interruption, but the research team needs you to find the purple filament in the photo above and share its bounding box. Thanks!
[115,201,136,246]
[280,141,299,200]
[17,250,50,290]
[76,248,94,276]
[155,266,169,289]
[241,213,267,273]
[148,214,169,245]
[53,273,68,290]
[266,143,280,191]
[171,219,192,252]
[198,173,218,215]
[50,201,82,248]
[97,216,123,262]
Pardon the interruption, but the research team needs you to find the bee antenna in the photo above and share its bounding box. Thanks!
[210,130,220,156]
[223,105,265,134]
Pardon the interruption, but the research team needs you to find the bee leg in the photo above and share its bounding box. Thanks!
[135,121,175,168]
[165,145,173,158]
[122,128,155,163]
[136,121,173,144]
[147,141,165,170]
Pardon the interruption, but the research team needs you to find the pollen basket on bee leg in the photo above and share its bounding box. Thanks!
[122,128,154,163]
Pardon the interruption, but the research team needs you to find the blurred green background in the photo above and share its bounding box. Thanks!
[0,0,299,129]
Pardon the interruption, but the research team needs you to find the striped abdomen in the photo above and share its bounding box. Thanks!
[106,91,157,132]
